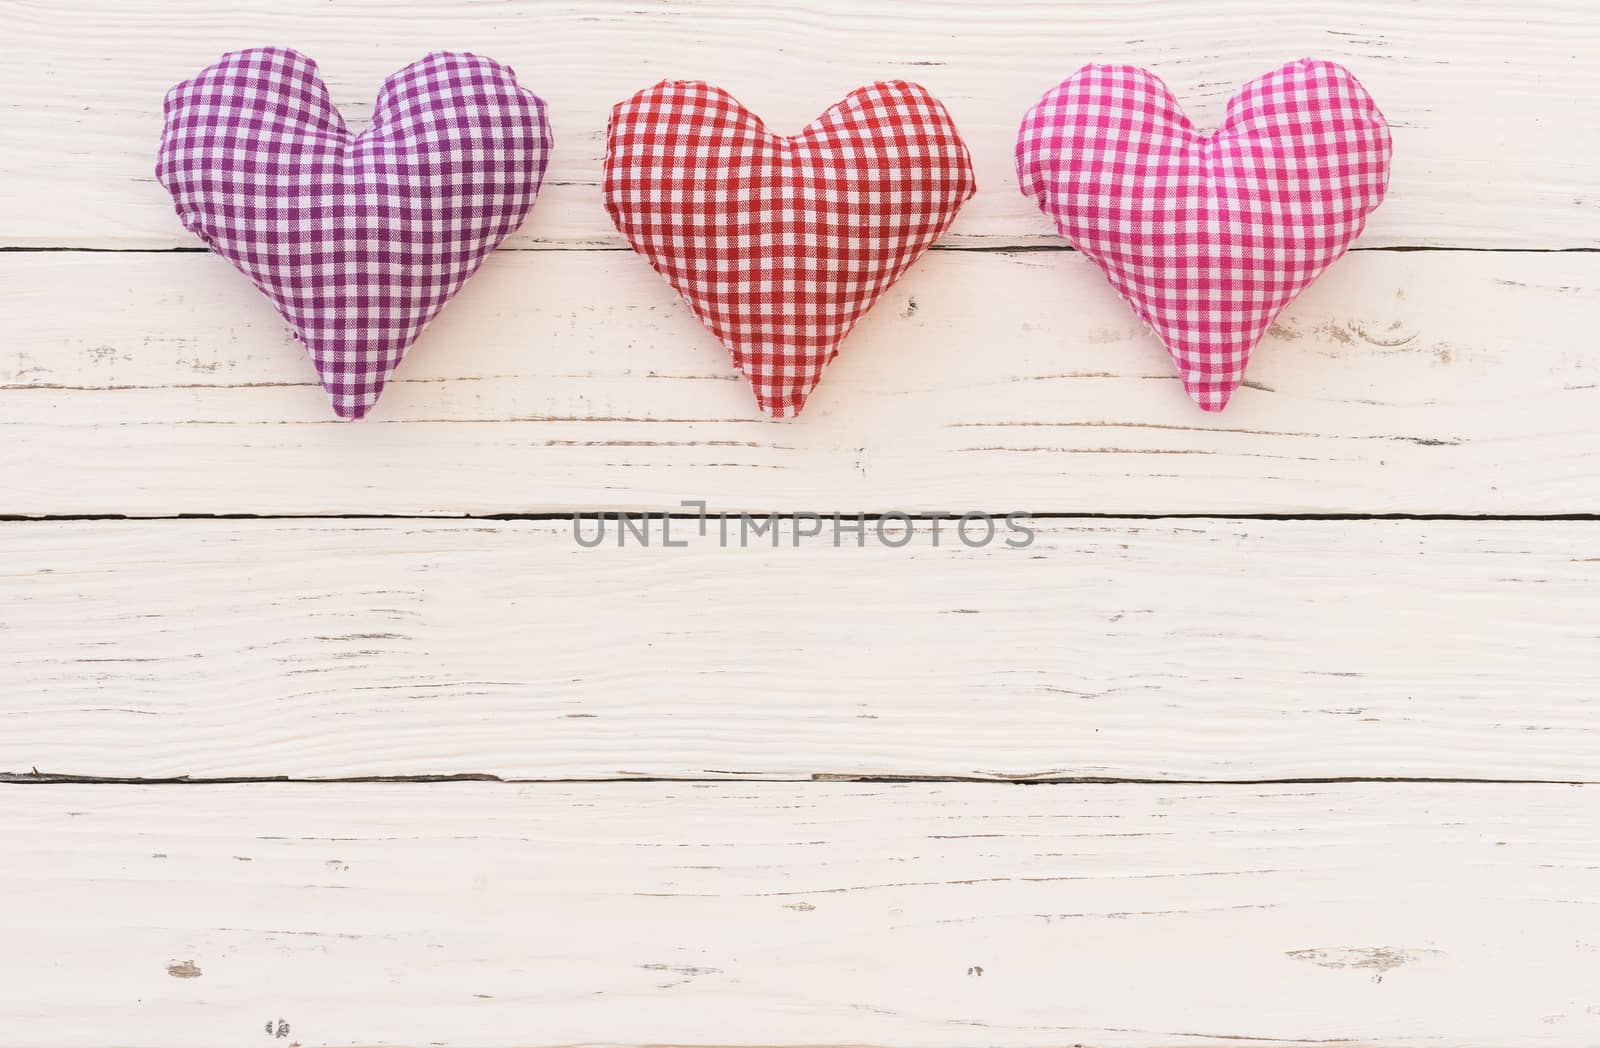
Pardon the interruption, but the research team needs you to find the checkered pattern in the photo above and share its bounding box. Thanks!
[1017,59,1391,411]
[156,47,551,419]
[603,80,975,417]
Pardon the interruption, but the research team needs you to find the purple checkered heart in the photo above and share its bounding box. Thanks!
[157,47,551,419]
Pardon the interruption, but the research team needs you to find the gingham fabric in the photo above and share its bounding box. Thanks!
[603,80,975,417]
[156,47,551,419]
[1017,59,1391,411]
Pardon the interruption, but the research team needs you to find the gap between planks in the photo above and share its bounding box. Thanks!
[3,773,1595,786]
[7,513,1600,523]
[4,245,1600,253]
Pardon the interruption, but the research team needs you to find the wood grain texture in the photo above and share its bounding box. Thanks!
[2,782,1597,1048]
[3,0,1598,249]
[5,518,1597,781]
[5,2,1597,1042]
[6,250,1600,516]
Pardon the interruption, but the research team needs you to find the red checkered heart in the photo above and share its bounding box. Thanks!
[1017,59,1392,411]
[603,80,976,417]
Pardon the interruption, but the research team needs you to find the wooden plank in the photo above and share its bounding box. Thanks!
[5,250,1599,516]
[3,0,1598,249]
[1,781,1597,1047]
[4,518,1597,781]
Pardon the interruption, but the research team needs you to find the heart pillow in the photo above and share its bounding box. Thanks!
[156,47,552,419]
[1017,59,1391,411]
[603,80,976,417]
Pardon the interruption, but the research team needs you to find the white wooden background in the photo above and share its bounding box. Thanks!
[2,2,1598,1046]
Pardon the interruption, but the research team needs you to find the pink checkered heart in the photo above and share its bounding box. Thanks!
[157,48,552,419]
[1017,59,1391,411]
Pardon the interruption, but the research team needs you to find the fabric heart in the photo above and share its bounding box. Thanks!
[1017,59,1391,411]
[603,80,975,417]
[157,47,552,419]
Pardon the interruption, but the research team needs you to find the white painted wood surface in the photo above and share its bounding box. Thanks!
[6,250,1600,515]
[4,1,1598,1045]
[4,0,1599,249]
[6,518,1599,782]
[3,782,1599,1048]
